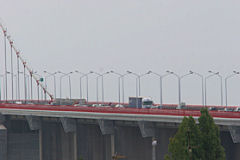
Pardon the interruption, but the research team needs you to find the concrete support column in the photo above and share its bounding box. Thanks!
[104,135,111,160]
[0,124,7,160]
[111,134,115,157]
[98,120,115,160]
[73,132,77,160]
[228,126,240,143]
[39,129,43,160]
[138,121,155,138]
[60,118,77,160]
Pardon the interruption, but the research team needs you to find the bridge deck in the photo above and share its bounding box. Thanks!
[0,103,240,127]
[0,103,240,118]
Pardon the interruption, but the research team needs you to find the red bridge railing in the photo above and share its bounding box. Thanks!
[0,103,240,119]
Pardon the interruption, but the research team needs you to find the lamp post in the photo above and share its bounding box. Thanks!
[75,71,85,100]
[0,74,4,101]
[6,72,18,101]
[126,71,150,108]
[44,71,58,99]
[29,70,33,100]
[152,138,157,160]
[110,71,130,106]
[13,74,17,100]
[166,71,193,105]
[120,73,131,104]
[16,51,20,100]
[189,71,204,106]
[225,71,240,107]
[126,71,151,97]
[79,71,93,102]
[8,37,14,101]
[110,70,123,106]
[109,71,121,106]
[59,72,73,99]
[23,61,27,102]
[26,74,30,100]
[205,71,223,106]
[3,29,8,101]
[126,71,139,97]
[33,72,43,101]
[91,71,109,105]
[5,72,18,101]
[24,74,30,100]
[30,71,39,100]
[6,71,12,101]
[19,71,30,102]
[148,71,171,106]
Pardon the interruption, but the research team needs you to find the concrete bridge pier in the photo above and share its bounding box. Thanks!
[77,123,111,160]
[4,115,240,160]
[98,119,115,160]
[39,129,43,160]
[26,116,42,160]
[60,118,77,160]
[219,127,240,160]
[0,114,7,160]
[41,119,77,160]
[138,121,156,160]
[0,124,7,160]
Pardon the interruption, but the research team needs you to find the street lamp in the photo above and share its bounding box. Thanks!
[19,71,30,102]
[5,71,13,100]
[148,71,171,106]
[8,36,14,101]
[24,74,30,101]
[126,71,151,108]
[13,74,17,100]
[109,71,121,106]
[110,71,130,106]
[75,70,85,100]
[120,72,131,104]
[152,138,157,160]
[0,74,5,101]
[126,71,139,97]
[166,70,193,105]
[80,71,93,102]
[59,71,73,99]
[3,29,8,101]
[110,71,131,104]
[6,72,18,101]
[225,71,240,107]
[126,71,151,97]
[33,72,44,101]
[205,71,223,106]
[189,71,204,106]
[1,73,17,101]
[26,74,30,100]
[91,71,110,105]
[44,71,58,99]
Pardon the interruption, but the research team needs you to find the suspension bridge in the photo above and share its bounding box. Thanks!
[1,22,240,160]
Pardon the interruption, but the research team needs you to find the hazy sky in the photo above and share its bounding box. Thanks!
[1,0,240,106]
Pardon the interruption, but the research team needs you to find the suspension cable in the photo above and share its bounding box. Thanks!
[0,22,54,101]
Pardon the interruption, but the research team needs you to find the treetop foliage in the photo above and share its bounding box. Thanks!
[165,108,226,160]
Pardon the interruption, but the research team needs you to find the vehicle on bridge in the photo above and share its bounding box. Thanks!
[142,97,154,109]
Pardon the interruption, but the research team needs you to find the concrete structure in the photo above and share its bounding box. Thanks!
[1,103,240,160]
[0,116,240,160]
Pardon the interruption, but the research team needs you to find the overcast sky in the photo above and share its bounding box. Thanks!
[1,0,240,106]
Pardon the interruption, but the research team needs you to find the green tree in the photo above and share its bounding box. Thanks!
[198,108,226,160]
[165,108,226,160]
[164,116,203,160]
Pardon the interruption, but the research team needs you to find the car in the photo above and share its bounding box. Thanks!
[115,104,124,108]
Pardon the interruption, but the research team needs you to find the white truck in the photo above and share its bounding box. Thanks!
[142,97,154,109]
